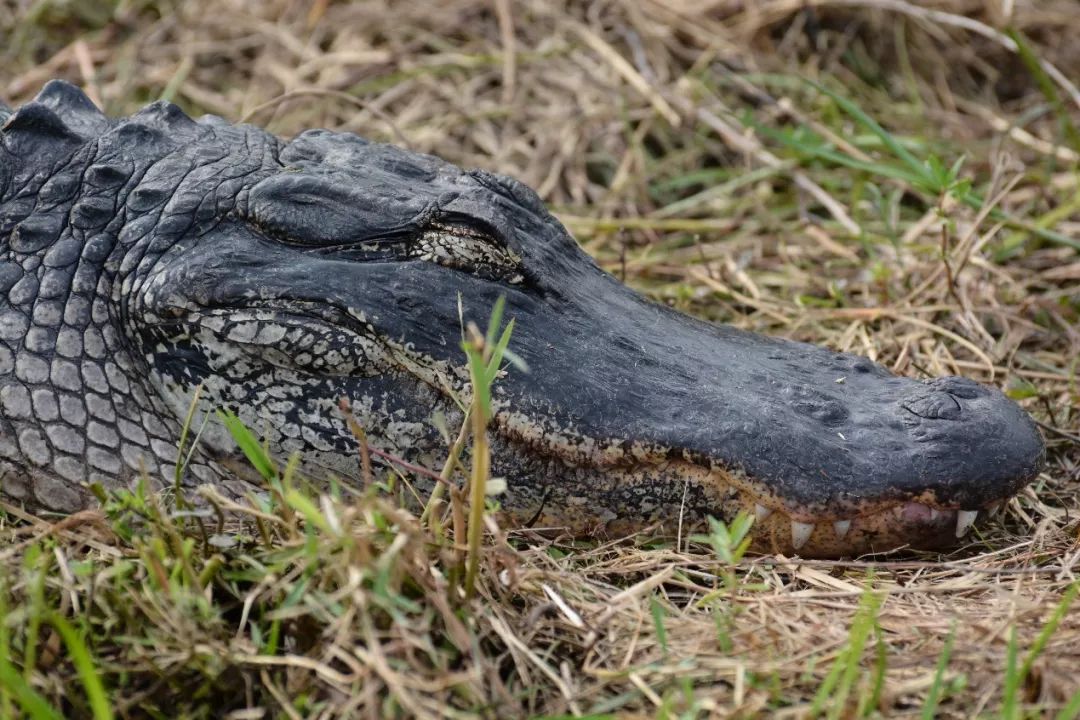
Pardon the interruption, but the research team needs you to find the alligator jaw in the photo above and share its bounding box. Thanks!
[503,454,1030,557]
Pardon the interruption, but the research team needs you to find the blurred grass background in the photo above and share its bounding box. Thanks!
[1,1,1079,718]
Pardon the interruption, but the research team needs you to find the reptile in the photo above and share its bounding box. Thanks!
[0,81,1044,557]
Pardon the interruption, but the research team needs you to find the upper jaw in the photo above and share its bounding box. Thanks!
[492,291,1044,555]
[755,376,1044,516]
[502,294,1044,497]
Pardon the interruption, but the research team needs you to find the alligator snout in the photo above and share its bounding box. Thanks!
[897,376,1044,507]
[732,374,1043,555]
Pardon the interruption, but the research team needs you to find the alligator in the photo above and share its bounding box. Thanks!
[0,81,1044,557]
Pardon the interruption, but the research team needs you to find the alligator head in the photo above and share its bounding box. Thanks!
[0,81,1044,556]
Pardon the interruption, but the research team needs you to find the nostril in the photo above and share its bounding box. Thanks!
[901,391,962,420]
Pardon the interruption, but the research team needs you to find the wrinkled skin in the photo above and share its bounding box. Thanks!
[0,81,1044,556]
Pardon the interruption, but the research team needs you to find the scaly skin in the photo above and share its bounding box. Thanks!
[0,81,1044,556]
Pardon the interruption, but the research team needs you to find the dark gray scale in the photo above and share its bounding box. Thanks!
[0,81,1044,558]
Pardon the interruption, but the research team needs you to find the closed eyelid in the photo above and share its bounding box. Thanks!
[244,215,525,284]
[247,172,432,245]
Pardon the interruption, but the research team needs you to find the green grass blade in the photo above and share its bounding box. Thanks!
[1007,28,1080,151]
[22,544,49,685]
[484,294,506,352]
[1001,625,1020,720]
[922,624,956,720]
[465,344,492,422]
[492,317,527,373]
[810,652,846,717]
[216,409,277,481]
[174,381,205,498]
[1019,582,1080,692]
[1055,688,1080,720]
[0,660,63,720]
[810,589,883,719]
[863,626,887,716]
[283,488,334,536]
[829,591,882,720]
[750,120,924,185]
[806,80,925,178]
[49,614,114,720]
[972,195,1080,252]
[650,595,669,655]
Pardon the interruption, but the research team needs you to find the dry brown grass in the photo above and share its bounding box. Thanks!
[1,0,1079,718]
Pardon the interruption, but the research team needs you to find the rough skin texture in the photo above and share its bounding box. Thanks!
[0,81,1044,556]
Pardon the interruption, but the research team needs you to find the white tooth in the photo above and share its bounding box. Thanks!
[955,510,978,537]
[755,503,773,522]
[833,520,851,538]
[791,521,815,549]
[929,508,941,521]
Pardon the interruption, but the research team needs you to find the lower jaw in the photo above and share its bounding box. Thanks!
[492,449,993,557]
[742,503,968,557]
[520,501,979,558]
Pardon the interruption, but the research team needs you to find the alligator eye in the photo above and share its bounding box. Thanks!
[411,221,525,283]
[246,173,526,281]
